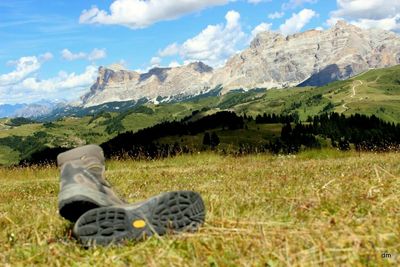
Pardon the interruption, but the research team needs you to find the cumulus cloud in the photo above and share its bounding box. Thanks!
[326,17,341,27]
[87,48,107,61]
[0,54,98,104]
[61,49,86,61]
[268,11,285,19]
[159,43,180,57]
[0,56,41,86]
[150,56,162,67]
[168,61,182,68]
[19,66,97,92]
[331,0,399,20]
[279,9,317,35]
[282,0,318,9]
[328,0,400,31]
[251,22,272,37]
[61,48,107,61]
[79,0,229,29]
[350,15,400,31]
[39,52,54,61]
[157,10,246,67]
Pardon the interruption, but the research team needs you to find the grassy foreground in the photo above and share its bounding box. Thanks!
[0,152,399,266]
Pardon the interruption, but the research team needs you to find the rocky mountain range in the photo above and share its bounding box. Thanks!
[0,100,66,118]
[80,21,400,107]
[81,62,213,107]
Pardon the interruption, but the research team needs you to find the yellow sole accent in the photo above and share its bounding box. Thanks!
[132,219,146,229]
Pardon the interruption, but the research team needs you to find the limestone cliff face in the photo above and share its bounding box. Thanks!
[212,21,400,91]
[82,62,213,107]
[82,21,400,107]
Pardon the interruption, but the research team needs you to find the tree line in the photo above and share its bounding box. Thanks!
[17,111,400,165]
[100,111,244,158]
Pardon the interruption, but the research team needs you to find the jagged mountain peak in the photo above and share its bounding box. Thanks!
[82,61,214,107]
[250,31,283,48]
[333,20,353,29]
[107,63,127,72]
[214,22,400,90]
[82,23,400,107]
[140,67,171,82]
[187,61,213,73]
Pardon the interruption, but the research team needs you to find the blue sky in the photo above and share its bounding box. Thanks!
[0,0,399,104]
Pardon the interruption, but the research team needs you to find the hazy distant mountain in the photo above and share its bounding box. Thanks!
[0,104,26,118]
[0,100,67,118]
[81,21,400,107]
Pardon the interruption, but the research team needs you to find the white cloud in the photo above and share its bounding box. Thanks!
[150,56,162,67]
[19,66,97,92]
[0,54,98,104]
[61,49,86,61]
[79,0,229,29]
[168,61,182,68]
[326,17,341,27]
[158,10,246,67]
[0,56,41,86]
[1,53,53,88]
[88,48,107,61]
[268,11,285,19]
[61,48,107,61]
[350,15,400,31]
[328,0,400,31]
[117,59,128,68]
[282,0,318,9]
[332,0,400,20]
[159,43,180,57]
[39,52,54,61]
[251,22,272,37]
[279,9,317,35]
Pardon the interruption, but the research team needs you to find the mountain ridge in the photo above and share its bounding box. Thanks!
[82,61,214,107]
[0,100,67,119]
[1,64,399,165]
[81,21,400,107]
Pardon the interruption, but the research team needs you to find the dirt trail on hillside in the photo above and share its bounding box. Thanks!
[342,80,363,111]
[351,80,363,98]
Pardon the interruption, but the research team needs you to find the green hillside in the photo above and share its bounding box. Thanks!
[231,65,400,122]
[0,65,399,165]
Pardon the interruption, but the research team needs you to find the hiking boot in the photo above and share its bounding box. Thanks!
[57,144,125,222]
[73,190,206,246]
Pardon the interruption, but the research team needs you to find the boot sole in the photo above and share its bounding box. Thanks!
[73,191,205,246]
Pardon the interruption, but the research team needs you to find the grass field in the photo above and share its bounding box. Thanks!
[1,151,399,266]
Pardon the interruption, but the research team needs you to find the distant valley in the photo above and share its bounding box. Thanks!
[0,65,399,165]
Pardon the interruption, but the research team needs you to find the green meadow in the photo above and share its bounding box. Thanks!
[1,152,399,266]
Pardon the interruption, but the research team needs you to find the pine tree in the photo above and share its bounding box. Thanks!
[210,132,220,148]
[202,132,211,146]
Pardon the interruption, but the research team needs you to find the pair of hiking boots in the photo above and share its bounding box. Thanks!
[57,145,205,246]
